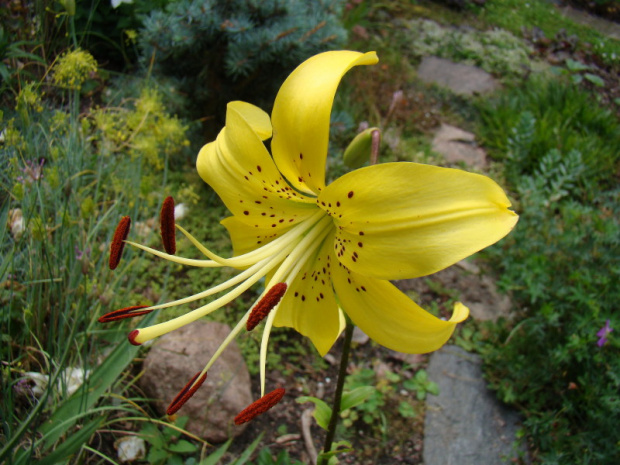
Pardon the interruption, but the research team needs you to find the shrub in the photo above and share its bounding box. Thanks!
[138,0,348,120]
[480,101,620,464]
[476,77,620,187]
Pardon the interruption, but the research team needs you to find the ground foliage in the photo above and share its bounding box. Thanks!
[479,83,620,463]
[2,0,620,464]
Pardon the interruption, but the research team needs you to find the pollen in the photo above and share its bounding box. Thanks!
[166,372,208,415]
[160,196,176,255]
[234,388,285,425]
[247,283,287,331]
[109,216,131,270]
[98,305,151,323]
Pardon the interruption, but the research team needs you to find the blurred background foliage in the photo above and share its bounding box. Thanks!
[1,0,619,464]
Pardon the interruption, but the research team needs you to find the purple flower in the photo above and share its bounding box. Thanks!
[596,320,613,347]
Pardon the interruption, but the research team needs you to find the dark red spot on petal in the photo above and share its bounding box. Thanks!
[348,191,354,198]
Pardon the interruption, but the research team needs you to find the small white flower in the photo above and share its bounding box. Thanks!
[111,0,133,8]
[8,209,25,239]
[174,203,188,220]
[116,436,146,462]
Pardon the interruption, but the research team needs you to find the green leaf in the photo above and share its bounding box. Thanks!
[36,417,103,465]
[426,381,440,396]
[584,73,605,87]
[255,448,276,465]
[168,440,198,454]
[296,396,332,430]
[148,446,169,465]
[316,440,353,463]
[565,58,590,72]
[199,439,232,465]
[38,312,159,449]
[398,401,417,419]
[229,432,264,465]
[167,455,184,465]
[340,386,376,412]
[141,422,164,449]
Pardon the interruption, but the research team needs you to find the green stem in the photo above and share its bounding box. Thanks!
[319,320,354,464]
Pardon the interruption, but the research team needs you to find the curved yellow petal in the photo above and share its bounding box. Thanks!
[271,51,379,196]
[332,263,469,353]
[231,100,273,141]
[273,232,342,356]
[318,162,518,280]
[197,101,315,230]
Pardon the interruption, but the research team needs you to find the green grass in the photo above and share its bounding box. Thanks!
[478,0,620,64]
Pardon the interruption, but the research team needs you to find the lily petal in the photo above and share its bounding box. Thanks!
[271,51,378,196]
[197,101,315,230]
[332,263,469,353]
[221,216,294,257]
[318,162,518,280]
[273,232,342,356]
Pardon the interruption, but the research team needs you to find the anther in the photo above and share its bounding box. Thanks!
[246,283,287,331]
[98,305,151,323]
[234,388,285,425]
[160,196,176,255]
[166,372,208,415]
[109,216,131,270]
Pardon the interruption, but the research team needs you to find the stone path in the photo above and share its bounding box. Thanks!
[559,5,620,41]
[424,346,524,465]
[416,54,524,464]
[417,57,499,96]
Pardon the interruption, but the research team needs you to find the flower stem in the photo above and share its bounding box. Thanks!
[319,319,354,464]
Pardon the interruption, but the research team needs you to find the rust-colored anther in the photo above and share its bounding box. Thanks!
[166,372,208,415]
[246,283,287,331]
[128,330,141,346]
[98,305,151,323]
[109,216,131,270]
[234,387,285,425]
[160,196,176,255]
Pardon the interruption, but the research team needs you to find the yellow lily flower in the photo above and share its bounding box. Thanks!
[102,51,517,420]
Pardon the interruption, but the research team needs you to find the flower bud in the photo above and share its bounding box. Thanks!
[343,127,380,169]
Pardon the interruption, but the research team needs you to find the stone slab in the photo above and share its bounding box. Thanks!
[432,123,488,169]
[424,345,523,465]
[417,56,499,96]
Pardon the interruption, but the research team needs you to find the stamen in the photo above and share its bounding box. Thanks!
[128,330,141,346]
[166,372,208,415]
[246,283,287,331]
[234,388,285,425]
[160,196,176,255]
[109,216,131,270]
[98,305,151,323]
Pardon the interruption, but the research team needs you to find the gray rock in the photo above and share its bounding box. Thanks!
[432,123,488,169]
[417,57,499,96]
[139,321,252,442]
[424,345,523,465]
